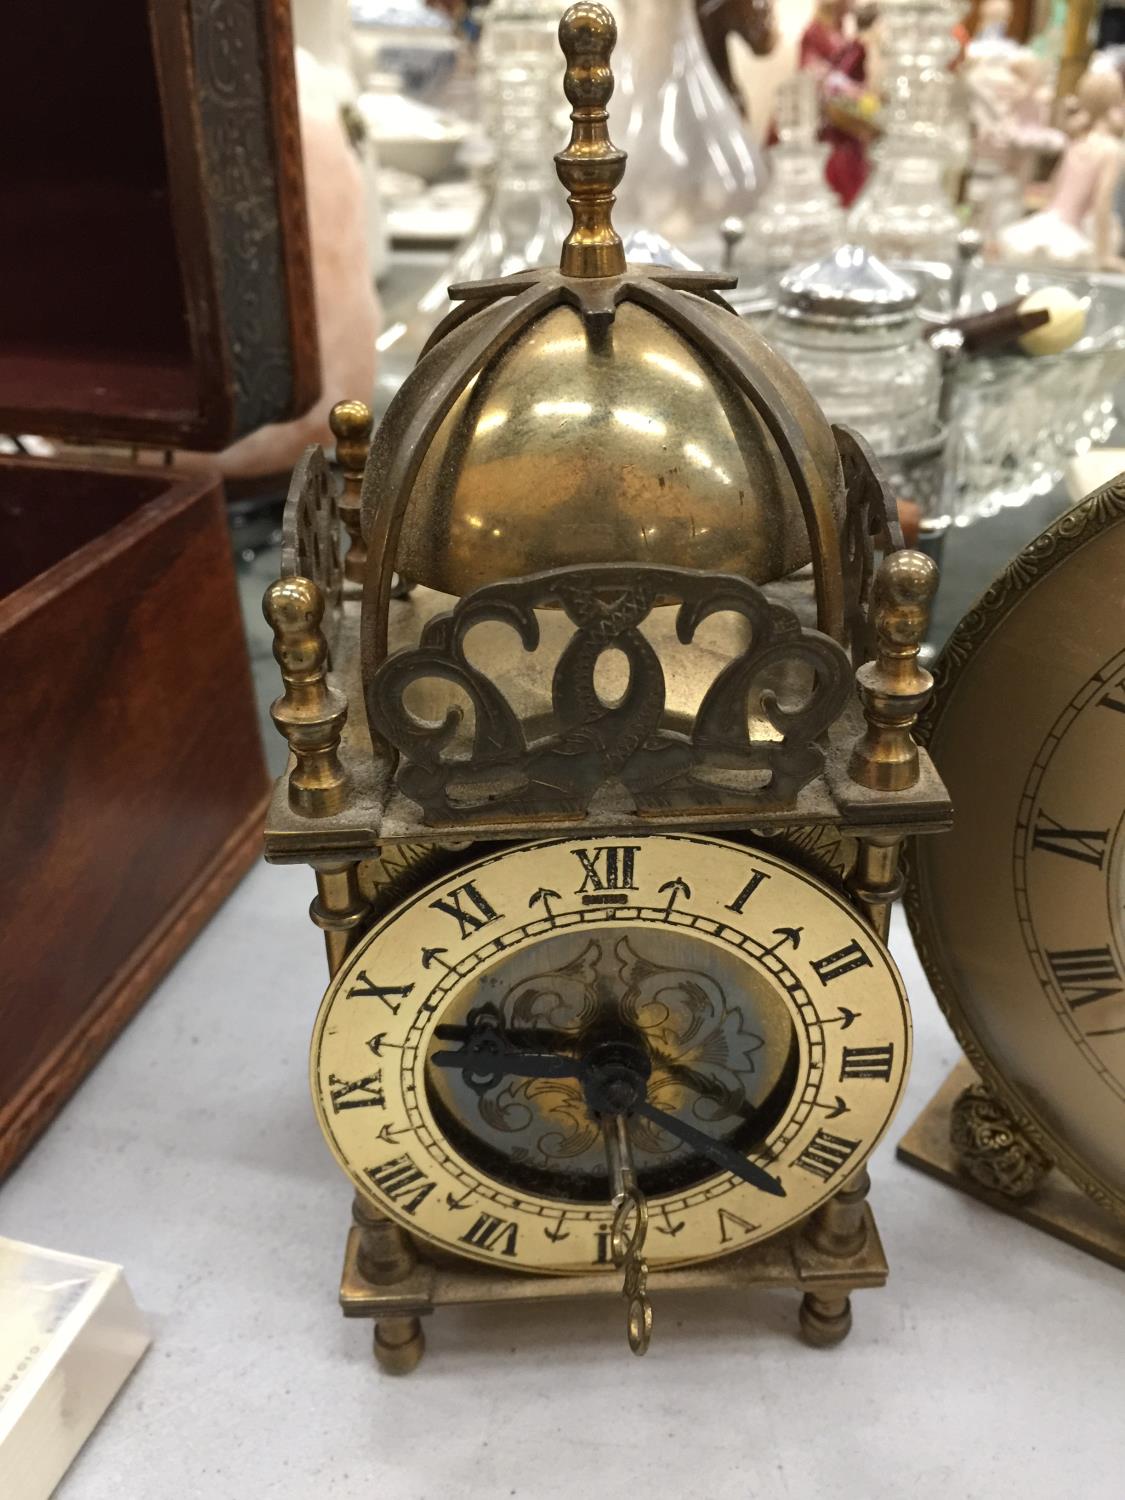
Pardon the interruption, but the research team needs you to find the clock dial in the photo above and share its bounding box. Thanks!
[907,492,1125,1216]
[312,834,910,1272]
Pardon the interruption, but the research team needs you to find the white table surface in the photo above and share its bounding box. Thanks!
[2,861,1122,1500]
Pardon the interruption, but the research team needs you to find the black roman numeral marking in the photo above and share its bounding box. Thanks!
[717,1208,758,1244]
[572,845,640,905]
[328,1072,384,1111]
[811,941,872,985]
[1047,948,1123,1010]
[794,1129,861,1182]
[1099,681,1125,714]
[725,869,770,914]
[345,974,414,1015]
[364,1154,436,1215]
[595,1225,613,1264]
[1032,812,1108,869]
[429,881,502,939]
[459,1211,520,1258]
[839,1044,894,1082]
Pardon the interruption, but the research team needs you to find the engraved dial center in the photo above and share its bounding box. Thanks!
[423,923,799,1203]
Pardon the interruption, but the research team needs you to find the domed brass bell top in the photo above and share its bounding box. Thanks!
[395,296,843,595]
[362,1,846,636]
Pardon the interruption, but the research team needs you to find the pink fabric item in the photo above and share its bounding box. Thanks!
[213,87,380,478]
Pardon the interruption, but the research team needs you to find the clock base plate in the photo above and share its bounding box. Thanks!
[897,1060,1125,1271]
[337,1205,890,1370]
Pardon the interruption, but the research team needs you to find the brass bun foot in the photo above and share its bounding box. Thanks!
[374,1316,425,1375]
[897,1060,1125,1271]
[799,1291,853,1348]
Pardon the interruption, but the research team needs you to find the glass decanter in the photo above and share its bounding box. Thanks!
[611,0,764,260]
[848,0,967,265]
[735,74,846,292]
[765,245,942,453]
[374,0,568,414]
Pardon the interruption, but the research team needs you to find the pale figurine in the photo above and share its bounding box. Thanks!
[997,67,1125,268]
[965,1,1064,188]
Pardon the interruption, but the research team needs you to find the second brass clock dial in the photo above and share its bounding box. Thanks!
[312,834,910,1273]
[906,484,1125,1219]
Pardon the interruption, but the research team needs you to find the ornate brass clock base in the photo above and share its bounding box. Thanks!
[896,1061,1125,1270]
[340,1175,889,1372]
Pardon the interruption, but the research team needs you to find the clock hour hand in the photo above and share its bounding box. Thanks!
[431,1011,586,1096]
[633,1099,787,1198]
[431,1043,582,1087]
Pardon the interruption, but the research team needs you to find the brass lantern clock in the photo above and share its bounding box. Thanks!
[263,3,950,1373]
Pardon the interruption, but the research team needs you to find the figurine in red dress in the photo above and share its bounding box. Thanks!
[798,0,876,206]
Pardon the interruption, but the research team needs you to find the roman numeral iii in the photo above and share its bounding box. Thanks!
[430,881,503,940]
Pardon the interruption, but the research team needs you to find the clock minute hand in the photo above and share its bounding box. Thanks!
[632,1099,787,1198]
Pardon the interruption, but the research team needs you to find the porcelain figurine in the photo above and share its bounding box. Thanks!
[997,67,1125,268]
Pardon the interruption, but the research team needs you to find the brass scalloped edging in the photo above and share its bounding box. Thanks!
[903,469,1125,1220]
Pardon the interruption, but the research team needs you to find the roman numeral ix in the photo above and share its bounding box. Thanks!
[430,881,502,940]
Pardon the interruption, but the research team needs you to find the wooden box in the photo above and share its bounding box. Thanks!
[1,0,318,449]
[0,0,318,1174]
[0,461,269,1175]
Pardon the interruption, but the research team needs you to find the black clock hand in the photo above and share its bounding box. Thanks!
[633,1099,786,1198]
[430,1043,586,1091]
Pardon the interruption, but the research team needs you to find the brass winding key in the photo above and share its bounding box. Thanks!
[604,1112,653,1355]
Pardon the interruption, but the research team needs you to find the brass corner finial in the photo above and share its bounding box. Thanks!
[555,3,627,279]
[330,398,373,586]
[848,550,939,792]
[263,576,350,816]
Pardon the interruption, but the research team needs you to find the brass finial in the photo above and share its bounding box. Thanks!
[848,550,939,792]
[263,576,350,816]
[555,3,627,279]
[330,398,373,586]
